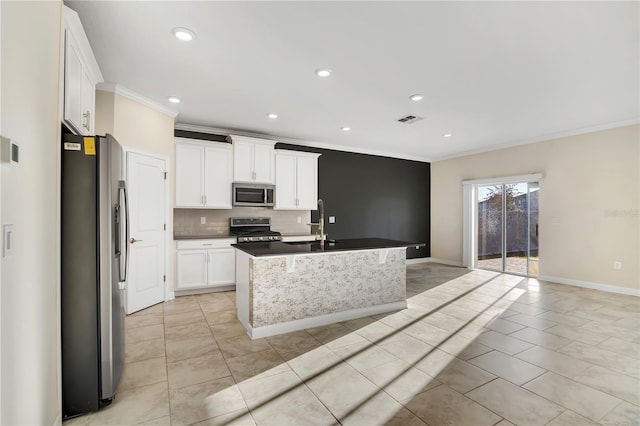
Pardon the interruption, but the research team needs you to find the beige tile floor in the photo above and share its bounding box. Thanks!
[65,263,640,426]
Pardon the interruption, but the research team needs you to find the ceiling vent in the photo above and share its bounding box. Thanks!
[396,115,423,124]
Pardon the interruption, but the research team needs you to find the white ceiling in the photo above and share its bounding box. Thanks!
[66,1,639,162]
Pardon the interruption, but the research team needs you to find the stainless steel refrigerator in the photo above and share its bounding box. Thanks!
[61,133,128,418]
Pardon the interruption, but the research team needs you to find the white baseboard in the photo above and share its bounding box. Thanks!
[426,257,465,267]
[173,285,235,297]
[406,257,430,264]
[246,301,407,339]
[537,275,640,297]
[406,257,465,267]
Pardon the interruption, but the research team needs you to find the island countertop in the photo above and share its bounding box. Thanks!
[232,237,412,257]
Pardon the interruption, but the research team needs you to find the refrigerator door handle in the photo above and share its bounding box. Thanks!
[119,181,130,283]
[114,204,122,256]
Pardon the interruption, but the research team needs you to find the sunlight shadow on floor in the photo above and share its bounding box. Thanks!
[200,265,527,425]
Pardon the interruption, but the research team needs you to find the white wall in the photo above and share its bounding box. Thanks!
[0,1,63,424]
[432,125,639,292]
[96,89,176,293]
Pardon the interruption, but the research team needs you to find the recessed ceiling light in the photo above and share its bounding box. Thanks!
[341,127,351,131]
[442,133,453,138]
[409,94,424,101]
[315,68,332,77]
[172,27,196,42]
[267,113,278,119]
[167,96,181,104]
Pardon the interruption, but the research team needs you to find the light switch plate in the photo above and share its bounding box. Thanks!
[329,216,336,224]
[3,224,15,257]
[1,137,18,164]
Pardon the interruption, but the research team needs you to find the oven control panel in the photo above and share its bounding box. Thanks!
[237,235,282,243]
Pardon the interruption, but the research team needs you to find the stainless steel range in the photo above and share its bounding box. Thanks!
[230,217,282,243]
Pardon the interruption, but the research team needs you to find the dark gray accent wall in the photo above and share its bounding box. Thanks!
[276,143,430,259]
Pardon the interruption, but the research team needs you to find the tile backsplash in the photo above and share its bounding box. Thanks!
[173,207,312,238]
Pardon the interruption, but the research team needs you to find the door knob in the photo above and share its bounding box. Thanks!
[130,237,143,244]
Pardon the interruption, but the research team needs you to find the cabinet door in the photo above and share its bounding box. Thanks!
[296,156,319,210]
[175,143,204,207]
[63,29,84,134]
[253,143,274,183]
[81,69,94,135]
[176,250,208,290]
[233,141,254,182]
[204,145,232,208]
[274,153,298,209]
[208,249,236,286]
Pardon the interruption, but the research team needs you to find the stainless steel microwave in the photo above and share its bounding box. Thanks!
[232,183,275,207]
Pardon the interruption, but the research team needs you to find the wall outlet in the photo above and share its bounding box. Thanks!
[297,216,301,224]
[613,261,622,270]
[200,217,206,225]
[329,216,336,224]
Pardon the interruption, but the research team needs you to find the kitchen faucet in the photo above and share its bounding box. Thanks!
[308,199,325,245]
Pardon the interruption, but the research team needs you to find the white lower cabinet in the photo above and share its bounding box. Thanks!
[207,248,235,286]
[176,250,208,289]
[175,239,236,291]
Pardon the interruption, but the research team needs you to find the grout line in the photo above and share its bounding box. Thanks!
[161,308,172,423]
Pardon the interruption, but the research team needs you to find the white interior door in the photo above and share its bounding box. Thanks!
[126,151,166,314]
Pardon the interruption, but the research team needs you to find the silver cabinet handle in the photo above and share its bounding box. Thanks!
[130,237,143,244]
[82,110,90,130]
[204,195,207,205]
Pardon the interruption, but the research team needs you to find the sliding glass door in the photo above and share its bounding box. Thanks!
[477,182,539,276]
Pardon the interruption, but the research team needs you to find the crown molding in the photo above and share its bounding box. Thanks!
[97,83,179,119]
[174,123,432,163]
[433,117,640,162]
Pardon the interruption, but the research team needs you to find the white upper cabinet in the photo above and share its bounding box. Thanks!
[63,6,103,135]
[274,150,321,210]
[175,138,233,209]
[274,153,297,209]
[204,145,233,208]
[175,142,205,207]
[227,135,276,183]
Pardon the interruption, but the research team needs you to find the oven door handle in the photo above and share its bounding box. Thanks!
[264,188,267,204]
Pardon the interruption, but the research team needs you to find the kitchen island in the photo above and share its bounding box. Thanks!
[234,238,410,339]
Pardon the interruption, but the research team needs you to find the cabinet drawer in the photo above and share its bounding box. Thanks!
[176,238,235,250]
